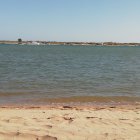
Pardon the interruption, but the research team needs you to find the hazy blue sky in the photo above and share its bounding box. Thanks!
[0,0,140,42]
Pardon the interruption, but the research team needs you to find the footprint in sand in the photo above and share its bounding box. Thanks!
[41,135,57,140]
[44,125,53,129]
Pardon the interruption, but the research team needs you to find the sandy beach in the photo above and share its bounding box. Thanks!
[0,105,139,140]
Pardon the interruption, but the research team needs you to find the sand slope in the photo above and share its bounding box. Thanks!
[0,106,139,140]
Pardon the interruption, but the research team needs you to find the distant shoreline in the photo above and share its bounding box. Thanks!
[0,40,140,46]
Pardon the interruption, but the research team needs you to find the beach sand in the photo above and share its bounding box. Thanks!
[0,105,139,140]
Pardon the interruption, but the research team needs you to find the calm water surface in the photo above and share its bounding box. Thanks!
[0,44,140,105]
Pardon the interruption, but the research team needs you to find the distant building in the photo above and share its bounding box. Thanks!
[32,41,40,45]
[27,41,40,45]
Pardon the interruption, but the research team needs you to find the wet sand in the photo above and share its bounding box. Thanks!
[0,104,140,140]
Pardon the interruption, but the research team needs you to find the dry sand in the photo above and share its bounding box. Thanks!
[0,105,139,140]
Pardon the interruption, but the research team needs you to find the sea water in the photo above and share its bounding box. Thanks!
[0,44,140,105]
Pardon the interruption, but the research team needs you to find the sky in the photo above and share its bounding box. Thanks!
[0,0,140,42]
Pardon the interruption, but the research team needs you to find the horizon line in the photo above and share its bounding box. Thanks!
[0,40,140,44]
